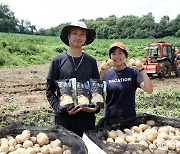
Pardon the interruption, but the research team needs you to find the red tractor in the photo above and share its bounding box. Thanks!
[143,41,180,77]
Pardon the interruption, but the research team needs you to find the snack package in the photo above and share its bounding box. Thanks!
[55,78,76,109]
[89,79,107,108]
[75,80,90,107]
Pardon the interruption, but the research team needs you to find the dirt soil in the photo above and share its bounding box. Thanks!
[0,64,180,112]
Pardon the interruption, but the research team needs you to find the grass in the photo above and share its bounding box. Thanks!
[1,32,180,69]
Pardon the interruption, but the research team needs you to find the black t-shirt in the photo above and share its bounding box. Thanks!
[46,52,100,116]
[47,52,99,80]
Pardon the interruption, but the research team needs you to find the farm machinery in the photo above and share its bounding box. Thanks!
[143,41,180,77]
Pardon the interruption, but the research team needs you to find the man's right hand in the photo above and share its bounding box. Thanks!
[67,106,81,115]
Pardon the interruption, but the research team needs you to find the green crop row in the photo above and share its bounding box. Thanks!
[0,88,179,128]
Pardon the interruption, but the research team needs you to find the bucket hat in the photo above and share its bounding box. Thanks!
[60,21,96,46]
[109,42,128,58]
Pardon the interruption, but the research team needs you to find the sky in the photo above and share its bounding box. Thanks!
[1,0,180,30]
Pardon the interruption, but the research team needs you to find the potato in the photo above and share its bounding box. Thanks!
[146,129,158,142]
[170,135,180,140]
[146,120,156,127]
[36,132,49,146]
[8,145,15,152]
[1,138,8,145]
[157,132,169,140]
[62,145,70,152]
[128,58,136,66]
[153,138,165,146]
[100,61,109,70]
[34,143,40,148]
[99,69,106,79]
[23,140,33,148]
[149,143,157,149]
[33,146,41,153]
[114,137,125,144]
[132,132,138,138]
[136,132,148,142]
[106,59,114,68]
[116,129,124,136]
[108,130,118,139]
[125,135,136,143]
[63,149,71,154]
[15,147,26,153]
[21,134,30,142]
[139,124,147,131]
[26,147,36,154]
[30,136,37,144]
[41,145,50,154]
[21,130,30,142]
[15,143,22,149]
[175,129,180,136]
[158,126,169,133]
[8,138,16,146]
[138,140,148,147]
[50,139,62,148]
[53,147,63,154]
[0,144,9,153]
[167,126,176,133]
[135,59,142,67]
[15,134,23,144]
[5,135,13,140]
[106,137,114,143]
[132,126,142,133]
[22,130,30,136]
[124,128,133,135]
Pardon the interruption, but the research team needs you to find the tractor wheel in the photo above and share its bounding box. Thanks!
[159,61,171,78]
[175,64,180,77]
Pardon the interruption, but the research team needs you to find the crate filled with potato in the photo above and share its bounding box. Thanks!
[0,124,87,154]
[85,114,180,154]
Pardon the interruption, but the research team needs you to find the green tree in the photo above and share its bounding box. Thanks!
[0,3,18,32]
[170,14,180,36]
[155,16,172,38]
[175,29,180,37]
[136,12,156,38]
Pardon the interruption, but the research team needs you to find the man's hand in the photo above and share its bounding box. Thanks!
[67,106,81,115]
[67,105,100,115]
[80,105,99,113]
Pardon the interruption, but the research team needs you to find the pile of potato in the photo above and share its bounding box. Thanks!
[104,120,180,153]
[99,58,143,71]
[99,59,114,71]
[99,59,114,79]
[99,58,144,79]
[128,58,142,67]
[0,130,71,154]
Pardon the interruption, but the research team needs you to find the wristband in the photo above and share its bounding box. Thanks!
[139,68,145,72]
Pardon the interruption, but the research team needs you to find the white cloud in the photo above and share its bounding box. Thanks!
[0,0,180,29]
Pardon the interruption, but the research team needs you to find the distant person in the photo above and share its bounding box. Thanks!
[171,48,176,69]
[46,21,100,137]
[102,42,153,119]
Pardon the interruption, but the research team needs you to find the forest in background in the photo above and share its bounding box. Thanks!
[0,3,180,39]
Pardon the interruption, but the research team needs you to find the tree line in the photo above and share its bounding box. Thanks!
[0,3,180,39]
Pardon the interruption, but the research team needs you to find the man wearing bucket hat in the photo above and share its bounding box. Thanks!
[102,42,153,119]
[46,21,100,137]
